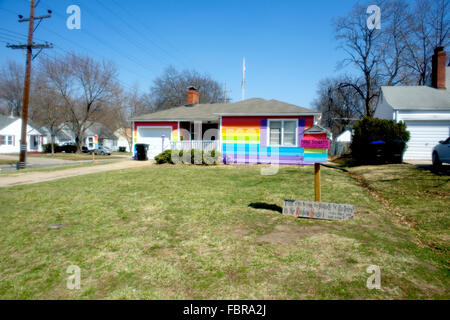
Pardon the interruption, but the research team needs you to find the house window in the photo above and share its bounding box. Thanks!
[0,135,14,145]
[268,120,298,147]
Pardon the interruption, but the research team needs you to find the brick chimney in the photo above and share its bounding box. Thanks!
[186,86,199,105]
[432,46,446,89]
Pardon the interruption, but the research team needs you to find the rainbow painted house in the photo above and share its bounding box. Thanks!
[131,87,329,165]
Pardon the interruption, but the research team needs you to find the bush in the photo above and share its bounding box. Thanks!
[351,117,410,164]
[154,149,221,165]
[154,149,174,164]
[204,150,222,165]
[42,143,59,153]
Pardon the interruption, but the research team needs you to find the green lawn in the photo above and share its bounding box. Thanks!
[0,159,16,166]
[0,164,448,299]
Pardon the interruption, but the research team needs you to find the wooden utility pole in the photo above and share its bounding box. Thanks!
[314,163,321,202]
[6,0,52,169]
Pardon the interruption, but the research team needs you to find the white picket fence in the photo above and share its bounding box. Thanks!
[171,140,219,152]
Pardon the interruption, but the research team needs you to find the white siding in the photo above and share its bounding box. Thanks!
[374,95,395,120]
[0,119,45,153]
[403,121,450,160]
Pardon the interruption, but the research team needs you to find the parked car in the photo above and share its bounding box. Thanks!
[432,137,450,168]
[90,146,112,155]
[58,142,77,153]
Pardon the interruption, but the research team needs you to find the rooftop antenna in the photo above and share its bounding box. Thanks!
[224,81,228,104]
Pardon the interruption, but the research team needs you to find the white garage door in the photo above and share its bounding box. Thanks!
[137,127,172,160]
[404,121,450,160]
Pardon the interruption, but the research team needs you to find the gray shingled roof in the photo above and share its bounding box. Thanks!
[381,86,450,110]
[0,115,18,130]
[381,67,450,110]
[132,98,319,121]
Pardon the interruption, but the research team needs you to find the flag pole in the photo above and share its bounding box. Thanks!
[241,56,245,101]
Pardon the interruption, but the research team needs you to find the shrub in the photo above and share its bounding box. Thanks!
[154,149,173,164]
[203,150,222,165]
[191,149,203,164]
[42,143,59,153]
[154,149,221,165]
[351,117,410,164]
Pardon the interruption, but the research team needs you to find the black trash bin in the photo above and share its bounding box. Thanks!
[388,140,406,164]
[135,143,149,161]
[368,140,386,164]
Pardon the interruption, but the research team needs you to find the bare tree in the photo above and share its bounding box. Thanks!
[150,66,226,111]
[0,60,25,117]
[40,53,121,152]
[30,73,65,156]
[313,76,365,138]
[334,2,384,117]
[401,0,450,85]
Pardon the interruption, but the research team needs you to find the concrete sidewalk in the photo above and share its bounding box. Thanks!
[0,160,152,188]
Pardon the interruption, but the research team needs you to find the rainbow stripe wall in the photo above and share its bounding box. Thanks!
[221,116,327,165]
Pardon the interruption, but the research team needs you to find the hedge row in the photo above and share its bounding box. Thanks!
[154,149,222,165]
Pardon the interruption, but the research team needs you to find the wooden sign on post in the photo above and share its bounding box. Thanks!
[283,200,354,221]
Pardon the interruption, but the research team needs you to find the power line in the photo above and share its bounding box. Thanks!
[76,0,162,70]
[96,0,187,69]
[38,0,157,80]
[109,0,190,66]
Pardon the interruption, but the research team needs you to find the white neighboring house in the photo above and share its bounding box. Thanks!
[114,128,132,152]
[40,122,118,151]
[331,128,352,156]
[336,129,352,143]
[375,47,450,161]
[0,115,46,153]
[84,122,118,150]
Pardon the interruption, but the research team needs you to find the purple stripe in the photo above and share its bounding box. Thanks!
[229,155,305,164]
[298,118,305,147]
[233,159,306,165]
[260,119,267,147]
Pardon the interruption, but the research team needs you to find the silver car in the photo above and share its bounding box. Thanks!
[90,146,112,155]
[432,137,450,168]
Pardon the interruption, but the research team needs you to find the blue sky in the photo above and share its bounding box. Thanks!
[0,0,361,108]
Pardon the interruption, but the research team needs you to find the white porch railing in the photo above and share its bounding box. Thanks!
[171,140,219,152]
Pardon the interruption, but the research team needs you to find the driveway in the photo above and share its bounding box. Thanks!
[404,160,450,175]
[0,160,153,187]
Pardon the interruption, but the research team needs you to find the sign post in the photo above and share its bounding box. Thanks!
[314,163,321,202]
[282,125,355,221]
[161,134,165,153]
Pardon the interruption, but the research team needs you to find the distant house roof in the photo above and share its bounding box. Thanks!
[132,98,320,121]
[381,66,450,111]
[85,122,117,140]
[0,115,17,130]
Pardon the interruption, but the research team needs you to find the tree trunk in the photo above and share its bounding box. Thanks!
[51,134,55,157]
